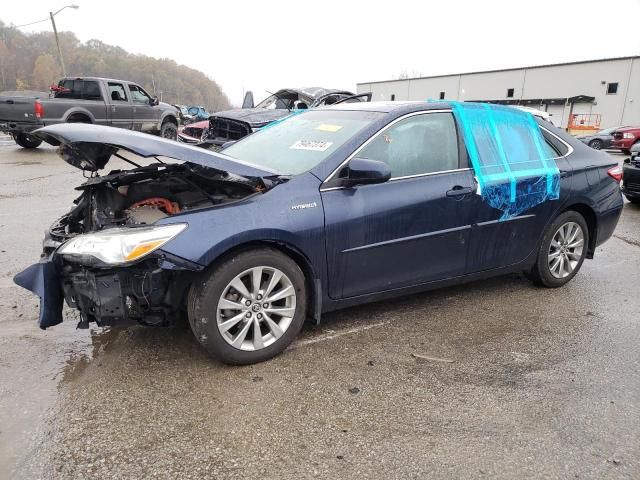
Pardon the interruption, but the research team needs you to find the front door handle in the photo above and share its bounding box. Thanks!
[446,185,474,197]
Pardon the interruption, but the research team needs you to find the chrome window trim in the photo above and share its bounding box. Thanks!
[539,125,574,158]
[319,111,573,193]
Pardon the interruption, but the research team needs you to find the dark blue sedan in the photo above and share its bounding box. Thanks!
[15,101,623,364]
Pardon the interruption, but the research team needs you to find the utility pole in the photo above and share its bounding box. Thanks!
[50,11,65,76]
[47,5,79,77]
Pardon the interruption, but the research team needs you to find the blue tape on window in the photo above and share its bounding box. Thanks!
[448,101,560,220]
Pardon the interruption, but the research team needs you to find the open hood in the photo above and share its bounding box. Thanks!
[33,123,276,177]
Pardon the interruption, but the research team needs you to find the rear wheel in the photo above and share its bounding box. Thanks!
[588,139,603,150]
[188,248,307,365]
[14,133,42,149]
[66,114,91,124]
[160,120,178,140]
[625,195,640,204]
[527,211,589,288]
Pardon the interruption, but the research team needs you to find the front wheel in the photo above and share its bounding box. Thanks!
[527,211,589,288]
[14,133,42,149]
[160,121,178,140]
[188,248,307,365]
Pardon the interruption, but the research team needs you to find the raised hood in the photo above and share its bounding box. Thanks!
[33,123,276,177]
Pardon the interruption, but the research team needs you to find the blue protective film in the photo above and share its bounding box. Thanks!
[449,102,560,220]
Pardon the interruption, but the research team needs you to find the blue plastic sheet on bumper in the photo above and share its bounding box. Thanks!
[13,260,64,329]
[450,102,560,220]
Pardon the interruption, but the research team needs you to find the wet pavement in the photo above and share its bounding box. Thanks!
[0,139,638,479]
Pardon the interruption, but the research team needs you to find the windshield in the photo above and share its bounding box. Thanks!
[223,110,383,175]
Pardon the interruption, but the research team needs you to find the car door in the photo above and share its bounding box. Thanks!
[321,111,477,299]
[464,125,573,273]
[106,82,133,129]
[128,84,157,132]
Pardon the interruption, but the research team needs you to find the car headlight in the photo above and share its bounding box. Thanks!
[623,133,635,139]
[58,223,187,265]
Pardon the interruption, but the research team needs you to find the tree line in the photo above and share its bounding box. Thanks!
[0,20,231,111]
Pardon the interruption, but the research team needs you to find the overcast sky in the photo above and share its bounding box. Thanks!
[3,0,640,105]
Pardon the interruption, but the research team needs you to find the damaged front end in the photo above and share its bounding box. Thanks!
[14,124,279,330]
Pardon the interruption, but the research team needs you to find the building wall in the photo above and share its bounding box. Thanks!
[357,57,640,129]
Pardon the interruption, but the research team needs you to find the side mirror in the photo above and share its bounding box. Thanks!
[150,96,159,106]
[242,91,254,109]
[341,158,391,187]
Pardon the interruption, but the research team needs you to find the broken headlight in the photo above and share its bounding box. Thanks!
[57,223,187,265]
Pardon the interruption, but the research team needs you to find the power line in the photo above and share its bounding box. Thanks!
[14,17,51,29]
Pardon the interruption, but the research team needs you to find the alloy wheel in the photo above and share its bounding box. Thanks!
[216,266,296,351]
[547,221,584,279]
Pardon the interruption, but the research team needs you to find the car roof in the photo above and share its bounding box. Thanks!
[324,100,451,114]
[277,87,354,100]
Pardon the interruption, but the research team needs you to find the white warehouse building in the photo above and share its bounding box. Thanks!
[357,56,640,131]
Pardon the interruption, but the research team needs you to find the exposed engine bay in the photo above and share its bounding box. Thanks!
[46,160,265,253]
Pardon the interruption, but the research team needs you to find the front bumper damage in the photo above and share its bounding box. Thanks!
[14,252,202,330]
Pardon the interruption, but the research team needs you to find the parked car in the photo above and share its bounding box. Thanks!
[622,142,640,203]
[177,88,371,149]
[186,106,211,122]
[0,77,180,148]
[611,126,640,154]
[578,126,629,150]
[14,102,622,365]
[172,104,196,125]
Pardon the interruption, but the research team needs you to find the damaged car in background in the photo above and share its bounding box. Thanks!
[15,101,622,365]
[177,87,371,149]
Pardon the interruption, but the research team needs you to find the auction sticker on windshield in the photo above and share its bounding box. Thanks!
[316,124,343,132]
[290,140,333,152]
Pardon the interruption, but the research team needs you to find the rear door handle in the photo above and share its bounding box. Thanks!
[446,186,474,197]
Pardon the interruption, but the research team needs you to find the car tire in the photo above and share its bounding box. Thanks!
[188,248,307,365]
[527,210,589,288]
[160,120,178,140]
[625,195,640,204]
[14,133,42,149]
[622,149,631,155]
[589,139,603,150]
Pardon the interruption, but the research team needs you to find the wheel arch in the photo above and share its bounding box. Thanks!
[560,202,597,258]
[201,239,322,324]
[64,108,94,123]
[160,112,178,128]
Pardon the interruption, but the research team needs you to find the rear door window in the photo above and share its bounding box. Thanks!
[55,80,102,100]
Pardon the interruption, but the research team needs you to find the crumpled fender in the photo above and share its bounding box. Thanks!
[13,261,64,329]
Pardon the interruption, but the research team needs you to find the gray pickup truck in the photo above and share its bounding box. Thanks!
[0,77,179,148]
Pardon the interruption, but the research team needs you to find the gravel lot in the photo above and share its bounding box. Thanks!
[0,138,638,479]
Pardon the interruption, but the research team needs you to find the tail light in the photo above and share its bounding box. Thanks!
[34,100,44,119]
[607,165,623,183]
